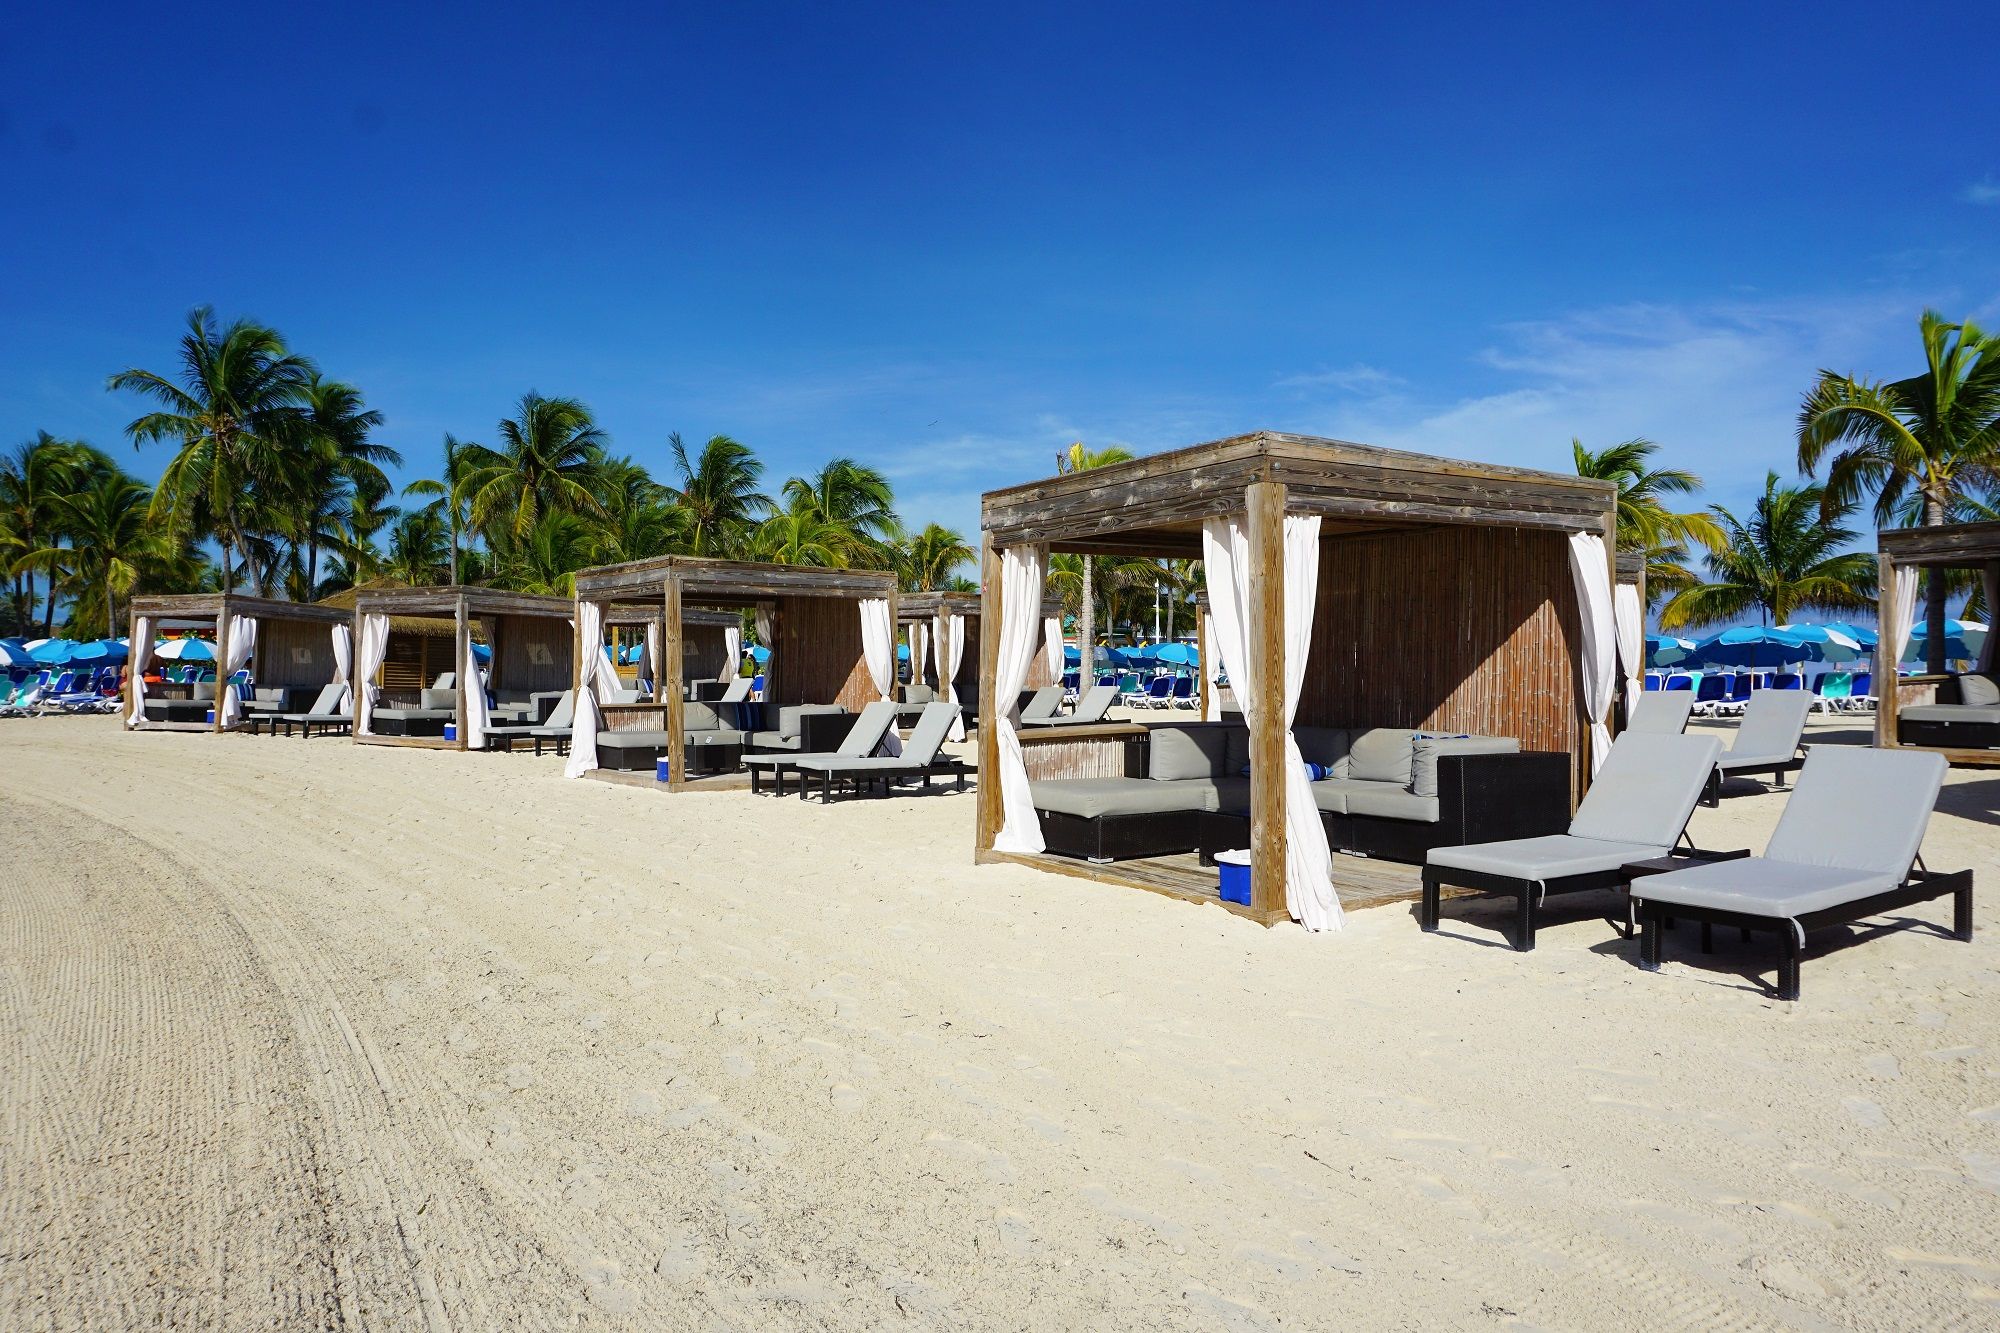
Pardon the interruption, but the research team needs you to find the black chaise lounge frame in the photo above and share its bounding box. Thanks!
[1420,838,1741,952]
[1636,865,1974,1001]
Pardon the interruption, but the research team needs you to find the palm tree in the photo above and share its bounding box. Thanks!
[402,434,480,585]
[456,394,606,541]
[1799,311,2000,671]
[899,523,975,591]
[0,433,99,634]
[752,495,851,568]
[1660,473,1876,630]
[1055,441,1135,670]
[33,474,161,639]
[380,509,452,586]
[108,306,315,592]
[661,433,768,557]
[488,510,593,596]
[290,374,396,596]
[780,458,900,567]
[586,456,682,565]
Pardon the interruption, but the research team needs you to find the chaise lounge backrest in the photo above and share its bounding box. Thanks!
[539,691,576,729]
[420,687,459,710]
[1070,684,1116,723]
[1627,693,1694,735]
[433,672,456,690]
[839,701,901,756]
[1567,731,1723,847]
[301,682,346,716]
[1731,691,1812,759]
[900,701,960,764]
[1763,746,1944,877]
[1021,685,1062,721]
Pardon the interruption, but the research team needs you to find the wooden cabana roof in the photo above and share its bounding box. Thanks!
[605,606,740,629]
[1879,521,2000,566]
[573,556,894,607]
[981,431,1615,555]
[130,592,350,626]
[898,590,982,620]
[349,585,573,621]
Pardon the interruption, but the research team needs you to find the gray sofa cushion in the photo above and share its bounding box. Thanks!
[1411,736,1518,798]
[1031,777,1215,819]
[750,732,801,750]
[1310,777,1389,815]
[193,681,217,702]
[1901,703,2000,725]
[1344,786,1440,823]
[1567,732,1722,847]
[1295,726,1351,775]
[420,687,458,710]
[1348,728,1415,786]
[1958,673,2000,706]
[776,704,846,738]
[1148,726,1228,781]
[599,730,669,749]
[686,702,727,733]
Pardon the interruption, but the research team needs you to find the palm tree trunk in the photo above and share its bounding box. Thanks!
[1079,557,1095,685]
[1925,495,1949,675]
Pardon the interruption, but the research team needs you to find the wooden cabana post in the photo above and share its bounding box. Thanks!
[570,557,898,793]
[126,593,352,733]
[975,430,1618,926]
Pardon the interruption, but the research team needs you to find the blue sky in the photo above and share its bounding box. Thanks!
[4,3,1997,555]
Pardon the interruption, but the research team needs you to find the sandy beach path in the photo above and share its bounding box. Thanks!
[3,716,1998,1330]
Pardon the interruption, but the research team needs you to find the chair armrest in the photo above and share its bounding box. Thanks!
[1438,751,1572,844]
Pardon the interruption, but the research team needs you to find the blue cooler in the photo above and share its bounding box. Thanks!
[655,758,671,782]
[205,709,216,724]
[444,723,457,742]
[1215,849,1252,905]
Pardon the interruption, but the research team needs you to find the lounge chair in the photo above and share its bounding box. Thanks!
[1015,685,1063,726]
[1422,731,1724,951]
[1022,683,1114,728]
[256,682,352,738]
[791,701,967,801]
[484,691,575,755]
[1631,747,1971,1001]
[1703,690,1812,804]
[1626,692,1694,735]
[743,701,899,795]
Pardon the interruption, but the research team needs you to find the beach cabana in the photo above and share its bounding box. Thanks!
[897,590,985,739]
[607,606,741,694]
[347,586,575,750]
[126,594,352,732]
[568,557,898,791]
[974,431,1619,929]
[1877,521,2000,764]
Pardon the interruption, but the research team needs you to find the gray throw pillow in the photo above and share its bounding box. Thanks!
[1149,726,1228,781]
[1348,728,1416,786]
[1959,673,2000,706]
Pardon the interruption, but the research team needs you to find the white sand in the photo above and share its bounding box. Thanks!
[2,714,1997,1330]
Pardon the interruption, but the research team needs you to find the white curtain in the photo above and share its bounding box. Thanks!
[1613,582,1645,719]
[462,631,489,749]
[991,545,1047,854]
[126,615,155,728]
[217,615,257,728]
[935,612,967,742]
[1980,566,1999,673]
[566,601,612,778]
[355,613,390,736]
[1884,564,1920,674]
[858,598,901,756]
[722,626,741,682]
[1567,532,1616,776]
[1203,514,1342,932]
[1202,624,1222,721]
[330,623,353,712]
[643,620,660,693]
[909,620,930,689]
[1042,615,1062,682]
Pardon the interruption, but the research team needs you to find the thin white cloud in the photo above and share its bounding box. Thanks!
[1964,178,2000,205]
[1272,363,1405,394]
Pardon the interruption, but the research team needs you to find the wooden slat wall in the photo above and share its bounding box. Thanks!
[379,632,451,704]
[254,618,337,690]
[774,595,873,711]
[1019,733,1144,780]
[492,614,573,694]
[1299,526,1587,797]
[684,624,730,682]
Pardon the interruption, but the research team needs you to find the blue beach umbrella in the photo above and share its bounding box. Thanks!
[1062,645,1081,665]
[1688,626,1810,669]
[472,642,494,664]
[1153,642,1198,667]
[89,639,130,664]
[28,638,79,664]
[1776,623,1867,664]
[1645,633,1696,667]
[1904,620,1987,663]
[152,637,216,662]
[67,641,112,664]
[0,641,30,668]
[896,643,910,662]
[747,644,771,663]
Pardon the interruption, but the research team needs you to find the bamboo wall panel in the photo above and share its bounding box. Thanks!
[378,631,451,703]
[601,703,670,733]
[1019,733,1144,780]
[773,595,873,711]
[491,614,573,694]
[1300,526,1586,797]
[254,618,337,689]
[684,623,730,682]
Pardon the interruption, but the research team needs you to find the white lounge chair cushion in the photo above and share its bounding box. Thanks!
[1762,745,1945,879]
[1727,691,1811,761]
[1630,857,1899,919]
[1627,693,1694,734]
[1427,834,1665,882]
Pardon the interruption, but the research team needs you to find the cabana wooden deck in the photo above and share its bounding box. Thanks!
[571,557,896,792]
[976,431,1618,927]
[348,587,574,750]
[1877,521,2000,767]
[126,593,352,733]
